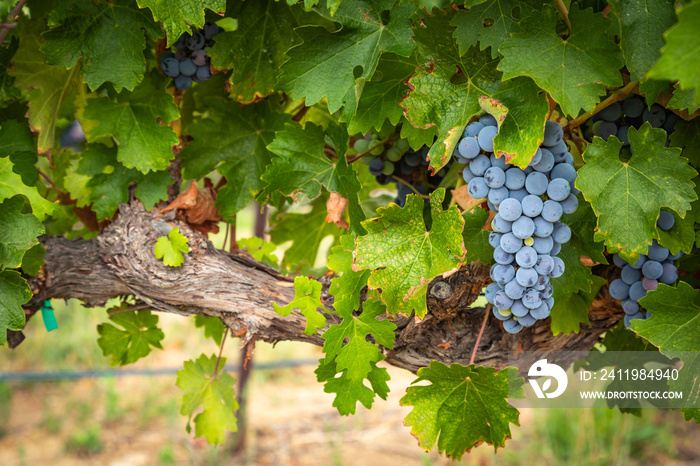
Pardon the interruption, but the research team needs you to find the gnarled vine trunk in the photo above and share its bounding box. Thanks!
[16,202,622,373]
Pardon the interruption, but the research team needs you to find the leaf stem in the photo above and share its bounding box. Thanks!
[214,327,229,379]
[470,303,491,365]
[555,0,572,36]
[0,0,27,44]
[566,81,639,129]
[37,169,64,197]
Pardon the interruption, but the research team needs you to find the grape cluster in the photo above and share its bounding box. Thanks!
[456,116,579,334]
[608,212,684,327]
[159,23,222,91]
[587,94,680,146]
[354,136,450,207]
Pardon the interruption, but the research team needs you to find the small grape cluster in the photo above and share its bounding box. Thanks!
[587,94,680,146]
[159,23,222,91]
[608,212,684,327]
[455,116,579,334]
[353,136,450,207]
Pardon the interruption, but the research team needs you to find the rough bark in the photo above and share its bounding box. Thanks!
[18,201,623,374]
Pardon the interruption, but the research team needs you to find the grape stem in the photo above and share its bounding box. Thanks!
[214,327,229,379]
[555,0,572,36]
[470,303,491,365]
[38,168,64,197]
[0,0,27,44]
[565,81,639,129]
[347,135,396,163]
[392,175,429,198]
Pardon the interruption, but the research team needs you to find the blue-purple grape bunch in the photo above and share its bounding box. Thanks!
[455,116,579,334]
[608,212,684,327]
[355,136,450,207]
[159,23,222,91]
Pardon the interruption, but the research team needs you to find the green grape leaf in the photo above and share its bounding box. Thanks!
[277,0,416,114]
[194,315,226,346]
[323,298,395,378]
[0,157,58,221]
[261,122,365,234]
[154,228,190,267]
[461,206,493,265]
[0,120,33,156]
[404,9,547,171]
[576,123,697,262]
[273,276,327,334]
[316,357,391,415]
[639,78,671,106]
[607,0,676,83]
[657,208,697,256]
[0,195,44,269]
[355,189,465,317]
[136,0,225,46]
[669,118,700,171]
[42,0,163,91]
[0,270,31,345]
[668,85,700,114]
[209,0,320,103]
[0,37,21,106]
[180,99,290,220]
[647,2,700,104]
[236,237,279,267]
[21,243,46,277]
[401,363,522,460]
[565,197,609,266]
[345,52,417,135]
[498,4,623,117]
[632,282,700,353]
[399,117,438,150]
[451,0,539,57]
[97,309,165,366]
[80,76,179,173]
[328,235,370,316]
[176,354,238,445]
[10,20,82,153]
[76,144,170,219]
[550,275,606,335]
[269,196,342,271]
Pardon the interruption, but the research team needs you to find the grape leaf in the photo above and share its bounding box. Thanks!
[668,85,700,114]
[639,78,671,106]
[0,37,21,106]
[21,243,46,277]
[180,99,290,220]
[136,0,225,46]
[261,122,365,234]
[176,354,238,445]
[42,0,163,91]
[399,116,438,150]
[194,315,226,346]
[669,118,700,171]
[97,310,165,366]
[344,52,417,135]
[461,206,493,265]
[236,237,279,267]
[76,144,171,219]
[154,228,190,267]
[0,270,31,345]
[355,189,465,317]
[269,196,342,271]
[0,196,44,270]
[576,123,697,262]
[10,20,82,153]
[328,235,370,316]
[273,276,327,335]
[316,357,391,415]
[550,275,606,335]
[565,197,609,266]
[498,4,623,117]
[80,76,179,174]
[0,120,33,156]
[403,9,547,171]
[451,0,540,57]
[656,208,697,256]
[401,363,522,460]
[277,0,416,114]
[0,157,57,221]
[209,0,322,103]
[607,0,676,83]
[647,2,700,104]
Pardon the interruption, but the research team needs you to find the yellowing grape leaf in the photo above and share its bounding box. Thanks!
[273,276,327,335]
[154,228,190,267]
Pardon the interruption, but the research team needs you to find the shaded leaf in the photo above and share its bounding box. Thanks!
[97,309,164,366]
